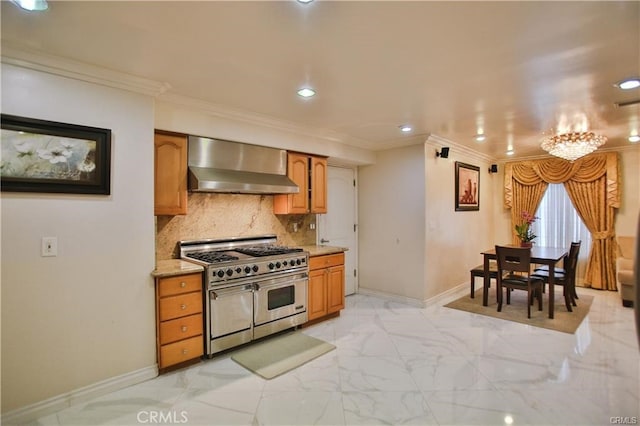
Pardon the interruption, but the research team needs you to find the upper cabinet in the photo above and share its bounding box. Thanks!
[154,131,188,216]
[274,152,327,214]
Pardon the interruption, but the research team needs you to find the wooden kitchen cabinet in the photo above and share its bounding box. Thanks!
[307,252,345,322]
[274,152,327,214]
[154,131,188,216]
[155,272,204,370]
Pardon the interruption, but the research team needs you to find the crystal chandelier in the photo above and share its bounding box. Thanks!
[541,131,607,161]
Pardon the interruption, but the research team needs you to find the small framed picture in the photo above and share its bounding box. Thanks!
[455,161,479,211]
[1,114,111,195]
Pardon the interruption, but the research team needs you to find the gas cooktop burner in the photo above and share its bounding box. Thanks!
[235,245,304,257]
[186,252,239,263]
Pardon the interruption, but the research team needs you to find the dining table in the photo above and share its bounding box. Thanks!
[481,245,569,319]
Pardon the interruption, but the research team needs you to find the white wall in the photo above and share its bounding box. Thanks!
[358,138,497,303]
[155,98,376,166]
[424,140,497,300]
[1,64,157,413]
[616,147,640,237]
[358,144,426,301]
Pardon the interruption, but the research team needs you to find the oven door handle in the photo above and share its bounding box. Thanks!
[210,284,253,300]
[253,275,308,292]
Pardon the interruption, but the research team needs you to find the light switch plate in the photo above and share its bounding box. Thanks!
[41,237,58,257]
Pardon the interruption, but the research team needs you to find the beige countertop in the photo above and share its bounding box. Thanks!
[152,259,204,278]
[298,245,348,257]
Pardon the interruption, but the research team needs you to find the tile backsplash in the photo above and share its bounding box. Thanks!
[155,193,316,261]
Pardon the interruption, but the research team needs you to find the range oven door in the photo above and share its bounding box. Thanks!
[209,283,253,340]
[253,273,307,327]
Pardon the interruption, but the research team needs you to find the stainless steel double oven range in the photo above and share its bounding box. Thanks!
[180,235,308,357]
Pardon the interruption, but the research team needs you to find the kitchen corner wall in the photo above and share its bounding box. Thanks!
[1,64,156,414]
[156,193,316,261]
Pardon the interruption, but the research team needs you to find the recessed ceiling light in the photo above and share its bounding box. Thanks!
[399,125,412,133]
[629,135,640,143]
[506,149,515,156]
[297,88,316,98]
[475,134,486,142]
[10,0,48,11]
[616,78,640,90]
[297,0,314,3]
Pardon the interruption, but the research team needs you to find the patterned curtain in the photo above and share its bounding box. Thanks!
[504,152,620,290]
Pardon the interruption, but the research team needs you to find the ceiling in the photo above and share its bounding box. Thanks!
[1,1,639,159]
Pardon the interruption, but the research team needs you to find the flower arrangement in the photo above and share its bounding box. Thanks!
[515,210,538,243]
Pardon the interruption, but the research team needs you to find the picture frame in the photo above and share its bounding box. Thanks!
[455,161,480,211]
[1,114,111,195]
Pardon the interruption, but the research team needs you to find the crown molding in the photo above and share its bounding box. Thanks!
[426,134,495,163]
[157,92,375,149]
[1,42,171,97]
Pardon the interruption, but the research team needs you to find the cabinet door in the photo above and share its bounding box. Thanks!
[154,132,187,216]
[327,265,345,314]
[287,153,310,213]
[310,156,328,213]
[274,152,309,214]
[308,269,327,321]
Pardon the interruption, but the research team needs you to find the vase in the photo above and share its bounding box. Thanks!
[520,241,533,248]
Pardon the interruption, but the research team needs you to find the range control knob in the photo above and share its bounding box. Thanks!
[296,259,301,265]
[276,262,281,268]
[283,260,288,266]
[244,266,251,274]
[216,270,225,278]
[252,265,259,272]
[235,267,242,274]
[268,263,275,270]
[226,269,233,277]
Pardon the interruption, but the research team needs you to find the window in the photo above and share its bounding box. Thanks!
[531,183,591,281]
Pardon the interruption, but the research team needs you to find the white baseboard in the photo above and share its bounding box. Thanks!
[357,282,469,309]
[1,364,158,425]
[423,282,468,308]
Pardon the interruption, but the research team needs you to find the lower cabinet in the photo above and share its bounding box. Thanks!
[155,272,204,370]
[308,253,345,321]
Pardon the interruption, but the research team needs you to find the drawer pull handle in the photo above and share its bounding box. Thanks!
[182,349,188,355]
[181,326,188,332]
[180,304,186,310]
[180,282,186,288]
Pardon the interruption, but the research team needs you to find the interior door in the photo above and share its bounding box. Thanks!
[318,166,357,295]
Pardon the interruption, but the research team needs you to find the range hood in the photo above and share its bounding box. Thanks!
[188,135,299,194]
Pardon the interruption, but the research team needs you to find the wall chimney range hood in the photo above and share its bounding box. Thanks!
[188,136,299,194]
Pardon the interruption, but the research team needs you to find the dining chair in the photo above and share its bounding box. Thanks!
[495,245,544,318]
[532,241,581,312]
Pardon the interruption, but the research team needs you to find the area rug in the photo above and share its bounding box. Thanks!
[445,288,593,334]
[231,331,336,379]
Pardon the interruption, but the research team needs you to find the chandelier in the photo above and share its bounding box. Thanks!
[541,131,607,161]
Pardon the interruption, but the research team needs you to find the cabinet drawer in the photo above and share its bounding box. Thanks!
[159,313,203,345]
[159,292,202,320]
[160,335,203,368]
[309,253,344,270]
[158,273,202,297]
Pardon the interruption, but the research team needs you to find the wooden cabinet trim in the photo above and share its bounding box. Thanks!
[159,313,203,344]
[159,335,204,368]
[157,273,202,297]
[154,131,188,216]
[307,253,345,322]
[309,253,345,270]
[274,152,327,215]
[156,272,204,370]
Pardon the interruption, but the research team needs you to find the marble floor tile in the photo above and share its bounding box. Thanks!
[25,287,639,426]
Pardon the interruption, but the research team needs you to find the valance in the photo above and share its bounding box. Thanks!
[504,152,619,209]
[503,151,620,291]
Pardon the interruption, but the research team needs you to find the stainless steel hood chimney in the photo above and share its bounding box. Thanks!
[187,136,299,194]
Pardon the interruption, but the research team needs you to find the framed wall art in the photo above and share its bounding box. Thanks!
[455,161,479,211]
[1,114,111,195]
